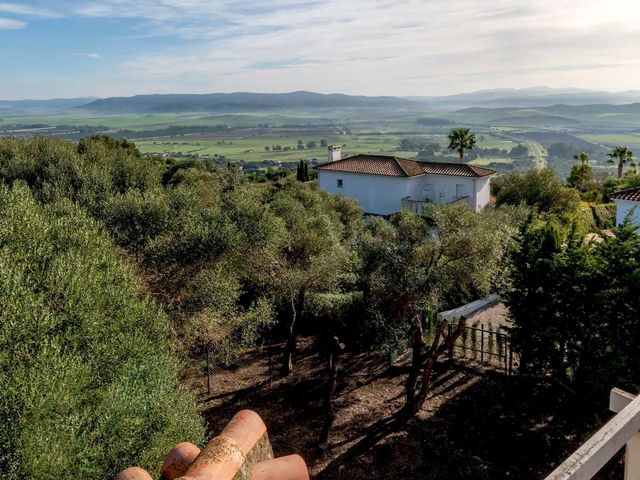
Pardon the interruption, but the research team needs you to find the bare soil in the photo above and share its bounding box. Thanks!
[189,337,622,479]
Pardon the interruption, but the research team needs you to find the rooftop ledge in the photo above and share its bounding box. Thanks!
[116,410,309,480]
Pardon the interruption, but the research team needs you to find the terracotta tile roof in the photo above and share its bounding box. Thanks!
[610,186,640,202]
[313,154,414,177]
[313,154,495,178]
[116,410,309,480]
[419,161,496,178]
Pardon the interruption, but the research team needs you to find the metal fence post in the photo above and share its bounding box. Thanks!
[480,324,485,364]
[448,322,454,361]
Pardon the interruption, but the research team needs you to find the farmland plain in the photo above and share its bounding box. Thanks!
[2,100,638,178]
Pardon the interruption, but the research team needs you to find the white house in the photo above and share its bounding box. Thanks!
[313,146,496,216]
[610,187,640,226]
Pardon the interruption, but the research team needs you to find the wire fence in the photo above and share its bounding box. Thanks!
[448,321,515,375]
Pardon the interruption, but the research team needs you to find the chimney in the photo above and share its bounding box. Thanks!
[327,145,341,162]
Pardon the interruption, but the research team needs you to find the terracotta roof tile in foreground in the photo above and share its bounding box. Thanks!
[313,154,496,178]
[610,186,640,202]
[115,410,309,480]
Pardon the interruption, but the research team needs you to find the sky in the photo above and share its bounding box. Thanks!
[1,0,640,99]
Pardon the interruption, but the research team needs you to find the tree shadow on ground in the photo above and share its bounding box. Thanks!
[198,342,622,480]
[317,372,622,480]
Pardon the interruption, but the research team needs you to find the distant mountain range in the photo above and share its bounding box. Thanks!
[0,98,98,116]
[407,87,640,109]
[458,102,640,116]
[77,91,416,114]
[3,88,640,116]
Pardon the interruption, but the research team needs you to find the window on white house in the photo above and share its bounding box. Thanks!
[337,179,343,188]
[456,184,464,198]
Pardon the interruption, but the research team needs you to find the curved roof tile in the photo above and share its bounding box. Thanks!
[313,154,495,178]
[610,186,640,202]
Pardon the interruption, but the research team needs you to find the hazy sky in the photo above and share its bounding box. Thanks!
[1,0,640,99]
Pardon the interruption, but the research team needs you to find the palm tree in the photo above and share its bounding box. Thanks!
[607,146,635,178]
[574,151,589,181]
[447,127,477,163]
[574,152,589,172]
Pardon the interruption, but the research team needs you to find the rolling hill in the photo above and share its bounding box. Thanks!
[77,91,418,114]
[0,98,98,115]
[408,87,640,109]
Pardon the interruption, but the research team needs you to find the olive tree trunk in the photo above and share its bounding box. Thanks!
[320,336,345,445]
[283,289,305,375]
[406,316,466,414]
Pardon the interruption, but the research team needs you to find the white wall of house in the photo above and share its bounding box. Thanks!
[473,177,492,211]
[318,170,413,215]
[317,170,493,215]
[614,199,640,226]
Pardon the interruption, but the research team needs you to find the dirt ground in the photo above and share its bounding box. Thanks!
[190,338,622,480]
[467,302,511,331]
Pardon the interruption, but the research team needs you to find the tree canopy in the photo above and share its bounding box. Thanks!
[447,127,477,163]
[493,168,581,216]
[0,183,203,479]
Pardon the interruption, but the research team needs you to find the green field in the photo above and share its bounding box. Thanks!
[577,133,640,148]
[469,157,514,166]
[137,133,450,164]
[5,104,634,176]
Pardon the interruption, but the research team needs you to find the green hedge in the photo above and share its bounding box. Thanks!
[590,203,617,229]
[0,183,204,480]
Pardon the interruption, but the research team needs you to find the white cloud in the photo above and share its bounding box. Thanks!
[83,52,102,59]
[0,16,24,28]
[0,2,58,17]
[95,0,640,95]
[12,0,640,95]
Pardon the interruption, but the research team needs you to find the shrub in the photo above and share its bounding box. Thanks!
[0,184,204,480]
[493,168,581,215]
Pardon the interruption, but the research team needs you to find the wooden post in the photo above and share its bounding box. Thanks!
[504,335,508,373]
[625,432,640,480]
[268,343,273,386]
[508,343,513,376]
[480,324,485,364]
[447,322,454,361]
[206,349,211,395]
[611,388,640,480]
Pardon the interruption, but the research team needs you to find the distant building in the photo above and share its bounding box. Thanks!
[313,147,496,216]
[610,187,640,226]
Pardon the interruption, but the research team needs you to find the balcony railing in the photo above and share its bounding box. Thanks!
[545,388,640,479]
[402,195,471,215]
[401,196,431,215]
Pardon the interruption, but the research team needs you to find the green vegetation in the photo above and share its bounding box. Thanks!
[0,183,203,479]
[358,205,522,412]
[447,127,477,163]
[607,145,635,178]
[508,214,640,401]
[2,131,640,475]
[492,168,581,215]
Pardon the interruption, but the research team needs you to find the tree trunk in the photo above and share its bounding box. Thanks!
[283,289,304,375]
[414,317,466,412]
[618,161,624,179]
[320,336,344,445]
[459,151,464,164]
[405,315,426,413]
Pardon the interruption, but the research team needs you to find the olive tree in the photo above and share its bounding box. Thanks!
[359,205,520,413]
